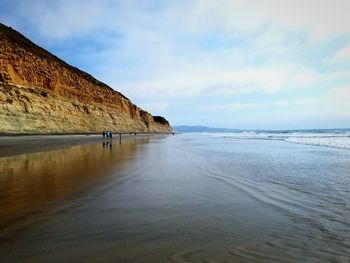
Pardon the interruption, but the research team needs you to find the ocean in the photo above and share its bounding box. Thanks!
[0,130,350,262]
[221,129,350,150]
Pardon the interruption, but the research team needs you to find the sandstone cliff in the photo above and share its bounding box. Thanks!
[0,23,172,134]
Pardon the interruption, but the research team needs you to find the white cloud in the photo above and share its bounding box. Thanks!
[111,61,350,104]
[197,102,271,112]
[285,69,350,89]
[334,44,350,62]
[111,67,290,103]
[325,85,350,114]
[15,0,350,41]
[288,70,320,88]
[139,102,171,114]
[198,85,350,118]
[192,0,350,39]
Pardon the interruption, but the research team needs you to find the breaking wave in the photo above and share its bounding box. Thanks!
[220,129,350,150]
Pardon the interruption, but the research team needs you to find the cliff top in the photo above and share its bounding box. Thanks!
[0,23,129,101]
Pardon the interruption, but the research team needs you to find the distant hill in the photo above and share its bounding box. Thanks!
[173,125,242,133]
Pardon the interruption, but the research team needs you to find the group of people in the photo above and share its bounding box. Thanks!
[103,131,113,139]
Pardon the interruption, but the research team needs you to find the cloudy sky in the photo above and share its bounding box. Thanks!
[1,0,350,129]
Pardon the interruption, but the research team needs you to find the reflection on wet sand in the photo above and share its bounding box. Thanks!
[0,138,149,231]
[2,134,349,262]
[102,140,113,150]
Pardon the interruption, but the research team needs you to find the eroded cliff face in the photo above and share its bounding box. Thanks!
[0,23,172,134]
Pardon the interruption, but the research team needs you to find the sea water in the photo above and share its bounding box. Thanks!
[0,131,350,262]
[221,128,350,150]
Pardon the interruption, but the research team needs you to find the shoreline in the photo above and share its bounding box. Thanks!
[0,133,172,157]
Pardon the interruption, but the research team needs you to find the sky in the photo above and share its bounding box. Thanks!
[1,0,350,129]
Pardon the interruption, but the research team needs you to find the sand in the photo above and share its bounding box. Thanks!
[0,134,107,157]
[0,133,172,157]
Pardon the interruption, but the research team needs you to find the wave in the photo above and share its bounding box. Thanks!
[220,129,350,150]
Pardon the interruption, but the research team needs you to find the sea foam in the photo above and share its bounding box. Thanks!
[221,129,350,150]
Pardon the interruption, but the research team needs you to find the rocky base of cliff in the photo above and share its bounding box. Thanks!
[0,82,171,134]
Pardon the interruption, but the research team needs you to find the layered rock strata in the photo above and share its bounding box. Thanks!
[0,23,172,134]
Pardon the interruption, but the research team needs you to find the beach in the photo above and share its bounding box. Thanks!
[0,133,165,157]
[0,134,105,157]
[0,133,350,262]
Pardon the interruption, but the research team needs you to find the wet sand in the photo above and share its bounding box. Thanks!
[0,133,155,157]
[0,135,154,232]
[0,134,105,157]
[1,133,350,262]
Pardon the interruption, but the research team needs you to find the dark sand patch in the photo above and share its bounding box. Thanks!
[0,135,105,157]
